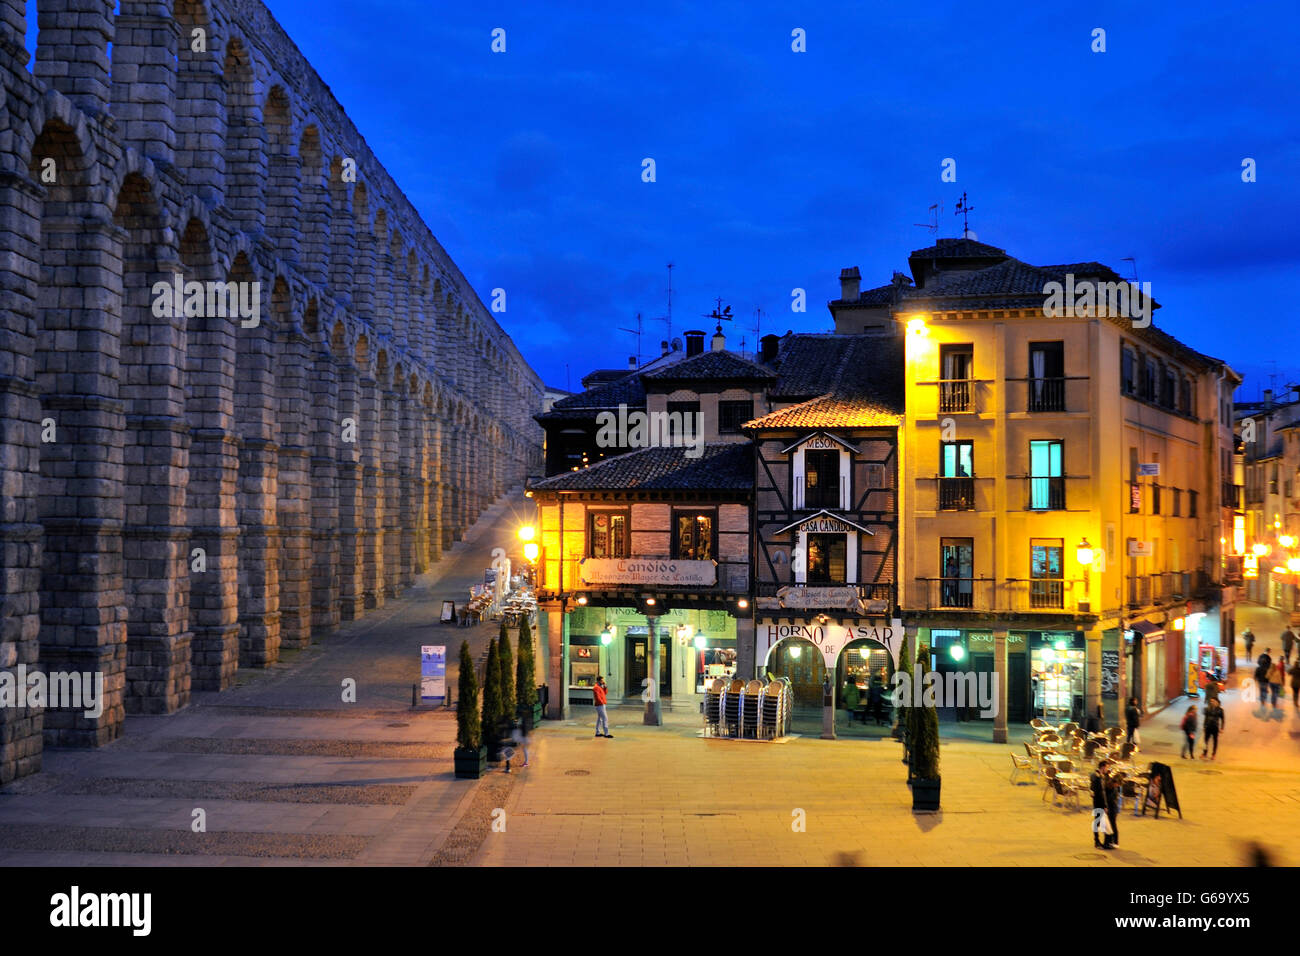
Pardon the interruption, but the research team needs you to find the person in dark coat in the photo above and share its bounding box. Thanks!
[1085,705,1103,733]
[1179,704,1198,758]
[1201,698,1225,759]
[1283,628,1296,665]
[1242,627,1254,662]
[1105,767,1121,847]
[1290,660,1300,711]
[1090,760,1115,849]
[1124,697,1141,743]
[1255,650,1272,707]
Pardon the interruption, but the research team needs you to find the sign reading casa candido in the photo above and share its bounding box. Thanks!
[579,558,717,587]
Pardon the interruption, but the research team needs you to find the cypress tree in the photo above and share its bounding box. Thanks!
[498,623,516,718]
[482,637,503,757]
[517,617,537,711]
[456,640,480,752]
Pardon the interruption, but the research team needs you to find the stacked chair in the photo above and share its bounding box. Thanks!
[704,677,791,739]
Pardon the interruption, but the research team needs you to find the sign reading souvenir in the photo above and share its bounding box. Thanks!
[1101,649,1120,699]
[579,558,716,587]
[420,645,446,704]
[1127,539,1153,557]
[1137,462,1160,477]
[759,619,903,670]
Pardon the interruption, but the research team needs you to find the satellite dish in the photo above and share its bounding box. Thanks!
[671,337,683,351]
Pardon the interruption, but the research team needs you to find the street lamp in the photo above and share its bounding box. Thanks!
[600,627,614,646]
[1280,534,1296,549]
[518,525,536,542]
[1288,558,1300,574]
[1253,543,1270,557]
[523,541,539,563]
[1076,538,1094,610]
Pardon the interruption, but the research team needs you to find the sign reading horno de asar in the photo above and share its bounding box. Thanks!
[580,558,717,587]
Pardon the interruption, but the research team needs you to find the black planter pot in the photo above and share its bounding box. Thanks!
[486,738,504,763]
[454,746,487,779]
[912,776,941,812]
[516,702,543,731]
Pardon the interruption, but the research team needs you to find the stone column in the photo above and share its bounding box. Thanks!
[174,39,225,206]
[329,183,357,306]
[397,388,417,585]
[309,346,341,631]
[336,361,363,620]
[359,375,383,608]
[0,171,49,783]
[34,0,115,115]
[439,420,454,552]
[735,616,756,680]
[544,606,567,721]
[109,1,178,167]
[644,617,662,726]
[993,628,1009,743]
[120,241,191,715]
[265,135,301,265]
[185,260,240,693]
[428,413,443,565]
[1084,624,1102,725]
[381,385,401,596]
[275,323,312,649]
[235,310,281,668]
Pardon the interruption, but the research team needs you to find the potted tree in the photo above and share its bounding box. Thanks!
[909,644,941,812]
[482,637,504,763]
[453,641,486,778]
[517,617,541,729]
[893,629,913,752]
[498,623,516,723]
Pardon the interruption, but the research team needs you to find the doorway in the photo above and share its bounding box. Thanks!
[626,634,672,698]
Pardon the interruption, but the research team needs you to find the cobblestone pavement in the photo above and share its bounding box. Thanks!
[473,603,1300,868]
[0,491,534,866]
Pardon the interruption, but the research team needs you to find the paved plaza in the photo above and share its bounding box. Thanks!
[2,489,1295,867]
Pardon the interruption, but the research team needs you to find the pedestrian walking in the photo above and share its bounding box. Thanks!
[1090,760,1115,849]
[1124,697,1141,744]
[593,675,612,738]
[1289,660,1300,710]
[512,718,530,769]
[498,714,519,773]
[1179,704,1198,758]
[1105,766,1121,847]
[1243,627,1255,663]
[1283,627,1296,665]
[1269,658,1286,711]
[1201,697,1224,759]
[1255,650,1272,707]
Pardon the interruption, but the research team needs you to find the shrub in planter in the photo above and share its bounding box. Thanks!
[909,644,941,812]
[454,641,486,779]
[516,617,541,728]
[482,637,504,762]
[894,629,913,748]
[498,623,516,720]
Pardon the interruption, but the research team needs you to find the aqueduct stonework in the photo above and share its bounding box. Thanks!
[0,0,544,783]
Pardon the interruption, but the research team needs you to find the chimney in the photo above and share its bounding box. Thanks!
[760,333,780,364]
[1264,389,1274,408]
[684,329,705,357]
[660,339,670,357]
[839,266,861,301]
[628,355,637,370]
[711,325,725,351]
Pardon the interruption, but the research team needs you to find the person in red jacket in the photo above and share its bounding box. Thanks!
[593,675,612,738]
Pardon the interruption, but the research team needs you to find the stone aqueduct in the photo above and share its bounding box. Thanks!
[0,0,544,782]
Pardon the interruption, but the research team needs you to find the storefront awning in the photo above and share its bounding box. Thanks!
[1129,620,1165,640]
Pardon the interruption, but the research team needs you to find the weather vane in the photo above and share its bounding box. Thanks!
[706,298,733,331]
[955,192,974,235]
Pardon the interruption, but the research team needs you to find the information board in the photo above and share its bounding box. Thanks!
[421,645,446,704]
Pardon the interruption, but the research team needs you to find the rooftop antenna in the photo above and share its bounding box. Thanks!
[913,202,942,236]
[619,311,643,367]
[650,262,674,342]
[565,363,570,393]
[753,306,764,360]
[954,192,974,237]
[1120,257,1139,282]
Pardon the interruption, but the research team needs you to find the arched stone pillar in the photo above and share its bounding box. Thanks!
[309,318,342,631]
[110,1,178,167]
[275,282,312,649]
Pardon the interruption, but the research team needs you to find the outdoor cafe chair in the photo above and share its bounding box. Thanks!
[1051,776,1082,811]
[1041,765,1059,801]
[1010,752,1037,784]
[1030,718,1049,732]
[1118,741,1138,761]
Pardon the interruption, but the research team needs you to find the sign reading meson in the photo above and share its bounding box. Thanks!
[580,558,717,586]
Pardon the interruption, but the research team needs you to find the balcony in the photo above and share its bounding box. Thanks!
[1003,578,1085,612]
[1025,476,1066,510]
[938,379,973,413]
[913,577,994,611]
[1223,555,1244,586]
[1025,377,1066,412]
[937,476,976,511]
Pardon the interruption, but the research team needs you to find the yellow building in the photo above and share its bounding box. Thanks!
[831,238,1241,737]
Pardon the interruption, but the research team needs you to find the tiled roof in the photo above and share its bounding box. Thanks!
[536,371,645,418]
[640,349,778,382]
[744,393,902,429]
[909,237,1008,260]
[768,334,904,409]
[528,442,753,492]
[896,257,1163,313]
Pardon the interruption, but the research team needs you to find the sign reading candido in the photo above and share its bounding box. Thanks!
[579,558,717,587]
[759,620,904,670]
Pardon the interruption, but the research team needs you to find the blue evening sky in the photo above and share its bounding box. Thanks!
[34,1,1300,397]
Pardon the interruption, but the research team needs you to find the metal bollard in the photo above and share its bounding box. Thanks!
[412,683,418,707]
